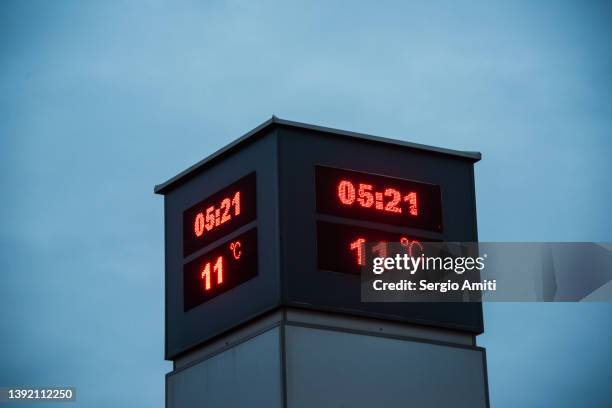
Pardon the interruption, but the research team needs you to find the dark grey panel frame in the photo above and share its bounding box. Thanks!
[163,130,281,359]
[277,126,483,334]
[157,118,483,359]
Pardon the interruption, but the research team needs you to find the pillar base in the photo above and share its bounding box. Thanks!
[167,308,489,408]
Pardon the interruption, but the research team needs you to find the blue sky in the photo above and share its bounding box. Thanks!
[1,1,611,406]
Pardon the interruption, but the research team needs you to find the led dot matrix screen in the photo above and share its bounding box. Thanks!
[315,166,443,275]
[315,166,443,232]
[183,228,258,311]
[183,172,256,257]
[317,221,432,275]
[182,172,258,310]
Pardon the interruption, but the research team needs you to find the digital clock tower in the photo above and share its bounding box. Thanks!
[155,117,489,408]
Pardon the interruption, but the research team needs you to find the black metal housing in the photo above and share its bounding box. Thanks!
[156,117,482,359]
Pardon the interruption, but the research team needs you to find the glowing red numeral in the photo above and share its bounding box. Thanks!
[205,206,215,231]
[384,188,402,213]
[357,184,374,208]
[338,180,356,205]
[405,192,418,216]
[220,198,231,224]
[202,262,211,291]
[350,238,366,266]
[232,191,241,216]
[201,256,223,292]
[214,256,223,285]
[194,213,205,237]
[372,241,387,259]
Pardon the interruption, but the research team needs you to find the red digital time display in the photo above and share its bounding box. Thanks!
[317,221,434,275]
[184,228,258,311]
[316,166,442,232]
[183,172,256,257]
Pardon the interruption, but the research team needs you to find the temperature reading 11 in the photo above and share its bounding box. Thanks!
[201,240,242,292]
[183,227,258,311]
[201,256,223,291]
[338,180,418,216]
[350,236,423,266]
[316,220,430,276]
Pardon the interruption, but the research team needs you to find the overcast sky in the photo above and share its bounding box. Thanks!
[1,1,611,407]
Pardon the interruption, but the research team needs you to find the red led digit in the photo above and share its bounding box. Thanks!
[200,256,224,292]
[214,256,223,285]
[220,198,231,224]
[405,192,418,216]
[205,206,215,231]
[357,183,374,208]
[372,241,388,259]
[202,262,211,291]
[384,188,402,213]
[194,213,205,237]
[350,238,366,266]
[232,191,241,216]
[338,180,356,205]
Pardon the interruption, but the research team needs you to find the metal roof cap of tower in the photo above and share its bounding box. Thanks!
[154,116,481,195]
